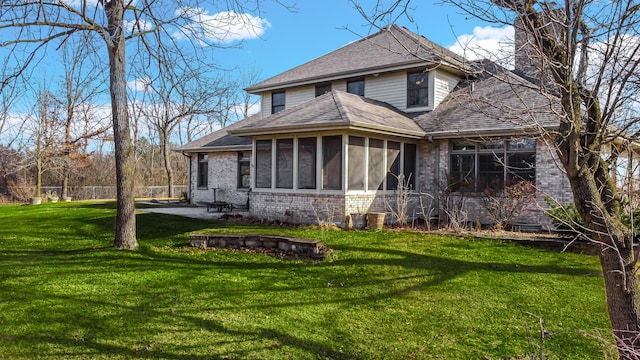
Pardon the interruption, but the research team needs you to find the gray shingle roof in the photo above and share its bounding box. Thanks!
[176,113,261,152]
[415,61,561,138]
[245,25,469,93]
[231,90,425,138]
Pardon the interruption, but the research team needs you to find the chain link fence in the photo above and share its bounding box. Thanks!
[25,185,188,200]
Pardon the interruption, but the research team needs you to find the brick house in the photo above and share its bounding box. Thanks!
[177,24,585,228]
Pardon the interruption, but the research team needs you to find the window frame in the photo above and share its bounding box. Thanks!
[449,138,536,192]
[346,78,365,96]
[315,83,332,97]
[237,151,251,189]
[407,71,429,108]
[197,153,208,189]
[271,91,285,114]
[255,140,273,189]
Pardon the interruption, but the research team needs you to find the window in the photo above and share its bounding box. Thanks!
[298,137,317,189]
[255,140,272,188]
[322,135,342,190]
[237,152,250,189]
[368,138,385,191]
[197,153,208,188]
[407,71,429,108]
[450,139,536,192]
[315,83,331,97]
[346,79,365,96]
[403,143,417,189]
[276,139,293,188]
[348,136,365,190]
[271,91,285,114]
[386,141,401,190]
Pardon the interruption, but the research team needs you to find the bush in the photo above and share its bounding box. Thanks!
[544,196,587,238]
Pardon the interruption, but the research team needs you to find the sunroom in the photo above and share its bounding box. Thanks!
[229,90,426,224]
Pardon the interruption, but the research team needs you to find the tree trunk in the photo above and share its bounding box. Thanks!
[568,172,640,355]
[61,166,69,199]
[106,0,137,250]
[161,134,174,198]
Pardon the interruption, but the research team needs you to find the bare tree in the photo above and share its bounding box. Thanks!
[0,1,282,249]
[58,35,110,199]
[132,56,230,197]
[352,0,640,356]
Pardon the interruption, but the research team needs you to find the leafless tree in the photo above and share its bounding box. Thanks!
[0,1,284,249]
[131,56,231,197]
[352,0,640,357]
[57,36,110,199]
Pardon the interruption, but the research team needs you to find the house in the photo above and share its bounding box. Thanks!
[177,24,582,228]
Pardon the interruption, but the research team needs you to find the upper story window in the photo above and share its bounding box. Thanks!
[271,91,285,114]
[315,83,332,97]
[407,71,429,108]
[346,78,365,96]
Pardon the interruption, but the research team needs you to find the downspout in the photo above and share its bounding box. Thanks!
[181,152,192,203]
[428,135,441,220]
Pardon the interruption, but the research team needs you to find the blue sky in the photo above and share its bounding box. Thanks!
[0,1,514,146]
[212,1,513,85]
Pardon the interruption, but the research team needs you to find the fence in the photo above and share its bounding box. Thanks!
[34,185,188,200]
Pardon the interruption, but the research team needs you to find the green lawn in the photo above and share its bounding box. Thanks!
[0,201,611,359]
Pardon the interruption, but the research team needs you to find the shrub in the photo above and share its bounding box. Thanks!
[544,196,587,239]
[482,181,537,230]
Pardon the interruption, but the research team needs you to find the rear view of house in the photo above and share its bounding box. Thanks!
[178,24,578,228]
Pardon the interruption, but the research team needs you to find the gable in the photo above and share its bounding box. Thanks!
[246,25,469,93]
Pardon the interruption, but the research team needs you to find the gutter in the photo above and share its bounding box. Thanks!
[229,121,426,139]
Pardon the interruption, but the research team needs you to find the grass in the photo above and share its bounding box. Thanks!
[0,201,611,359]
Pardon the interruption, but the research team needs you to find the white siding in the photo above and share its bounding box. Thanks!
[257,68,459,118]
[261,93,272,118]
[365,72,406,110]
[433,70,460,109]
[287,86,314,109]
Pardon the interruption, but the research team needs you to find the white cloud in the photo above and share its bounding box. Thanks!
[449,25,514,68]
[127,78,152,93]
[174,7,271,43]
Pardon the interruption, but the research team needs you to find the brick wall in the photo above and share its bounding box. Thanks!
[189,151,250,206]
[429,138,573,229]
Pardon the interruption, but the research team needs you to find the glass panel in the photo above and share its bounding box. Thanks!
[507,152,536,185]
[479,140,504,150]
[238,152,250,189]
[272,91,285,114]
[368,138,385,191]
[276,139,293,189]
[478,153,504,191]
[403,143,417,189]
[348,136,365,191]
[255,140,272,188]
[197,153,208,188]
[508,138,536,150]
[386,141,401,190]
[297,137,317,189]
[322,136,342,190]
[407,72,429,107]
[315,84,331,97]
[452,141,475,152]
[347,79,365,96]
[450,154,475,192]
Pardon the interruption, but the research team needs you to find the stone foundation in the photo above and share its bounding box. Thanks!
[190,234,327,259]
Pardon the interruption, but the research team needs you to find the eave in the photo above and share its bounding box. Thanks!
[229,121,426,139]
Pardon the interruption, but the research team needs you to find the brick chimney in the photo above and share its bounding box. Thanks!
[513,4,565,83]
